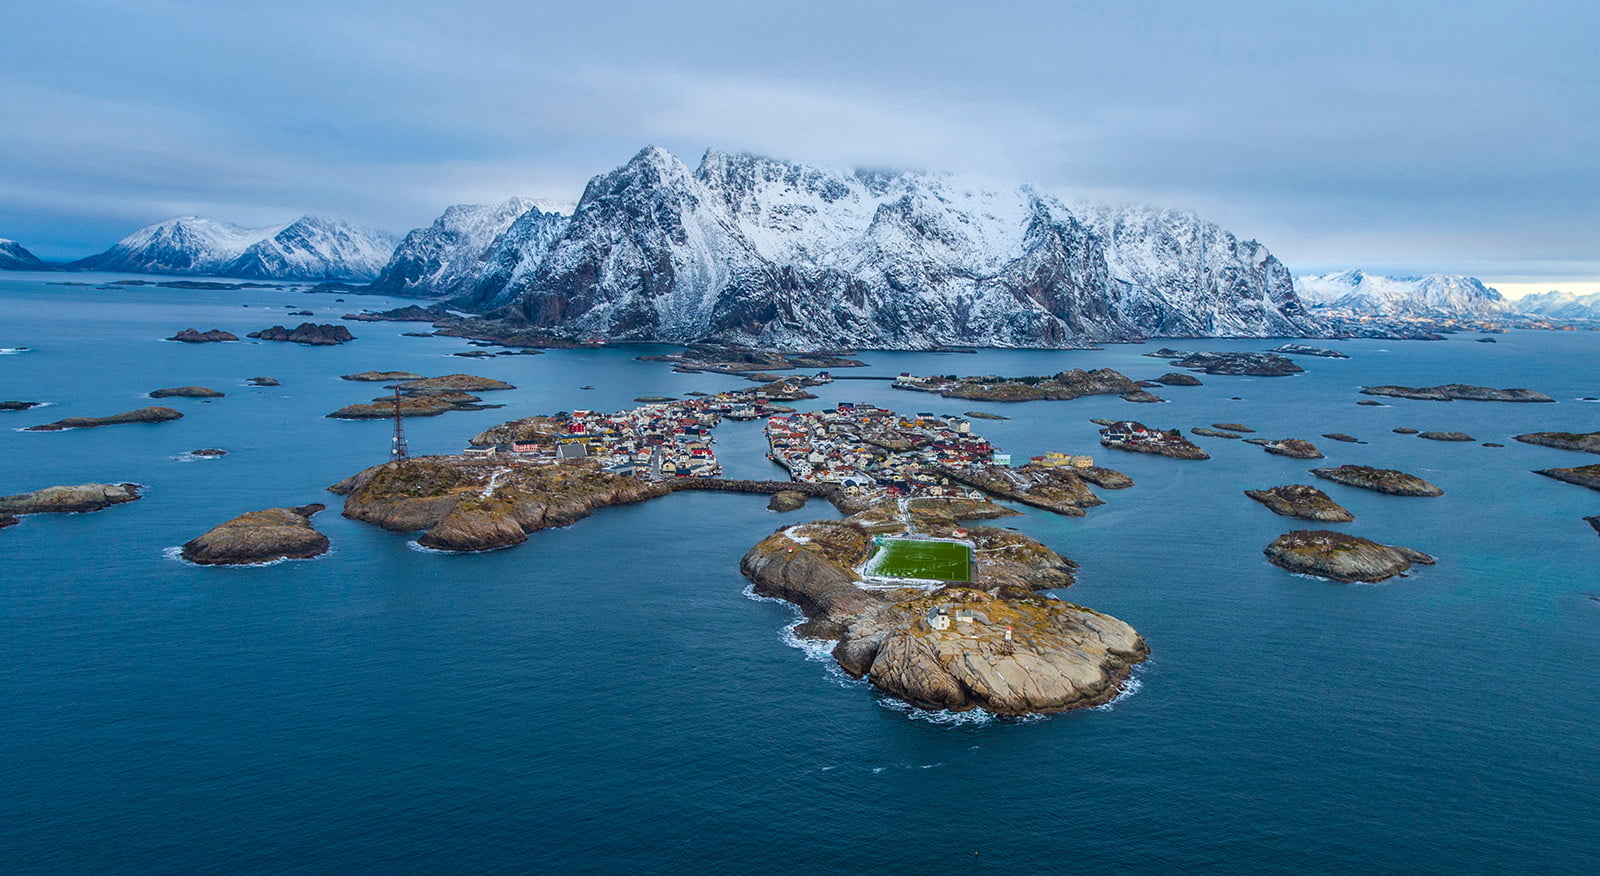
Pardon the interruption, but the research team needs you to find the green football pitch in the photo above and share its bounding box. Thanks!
[865,537,972,582]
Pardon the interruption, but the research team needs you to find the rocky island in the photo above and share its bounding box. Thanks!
[1418,431,1474,442]
[1311,465,1443,496]
[935,462,1123,517]
[26,407,183,431]
[1360,384,1555,403]
[740,497,1148,716]
[247,323,355,345]
[1264,530,1435,583]
[893,368,1148,403]
[149,386,225,399]
[330,457,676,551]
[1247,438,1324,459]
[1514,431,1600,455]
[1098,421,1209,459]
[341,370,425,382]
[328,374,516,419]
[168,328,239,343]
[1534,464,1600,492]
[0,483,143,521]
[1270,344,1349,358]
[180,504,331,565]
[1144,349,1304,376]
[1244,485,1355,522]
[639,342,866,374]
[2,401,43,411]
[246,376,280,386]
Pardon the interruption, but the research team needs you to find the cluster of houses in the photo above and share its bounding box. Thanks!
[765,403,1001,498]
[463,381,821,479]
[1098,421,1187,448]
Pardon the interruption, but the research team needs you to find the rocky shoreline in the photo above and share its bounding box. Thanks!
[1144,349,1304,376]
[0,483,143,529]
[248,323,355,345]
[740,497,1148,716]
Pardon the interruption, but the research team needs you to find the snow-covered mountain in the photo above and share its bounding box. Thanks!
[224,216,397,281]
[0,239,46,270]
[1514,290,1600,319]
[368,198,562,299]
[1296,271,1509,319]
[477,146,1315,348]
[68,216,397,281]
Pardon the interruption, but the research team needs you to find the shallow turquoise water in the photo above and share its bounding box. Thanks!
[1,273,1596,873]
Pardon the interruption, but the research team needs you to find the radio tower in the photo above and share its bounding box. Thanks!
[390,387,410,461]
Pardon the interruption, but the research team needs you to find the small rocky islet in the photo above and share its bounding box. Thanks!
[180,504,331,565]
[0,482,143,518]
[895,367,1158,403]
[1264,530,1435,583]
[1359,384,1555,403]
[149,386,225,399]
[2,400,43,411]
[1143,349,1304,376]
[26,406,183,431]
[1246,438,1324,459]
[167,328,239,343]
[1311,465,1443,496]
[1245,485,1354,522]
[247,323,354,345]
[327,374,517,419]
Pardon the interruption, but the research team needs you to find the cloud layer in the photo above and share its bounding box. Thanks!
[3,0,1595,284]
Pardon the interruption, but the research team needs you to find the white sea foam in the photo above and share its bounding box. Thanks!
[406,540,453,554]
[163,544,330,567]
[1090,662,1149,712]
[168,451,225,463]
[0,347,30,354]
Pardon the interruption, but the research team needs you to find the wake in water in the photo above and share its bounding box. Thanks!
[0,346,30,354]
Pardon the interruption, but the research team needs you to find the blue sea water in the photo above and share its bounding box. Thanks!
[1,273,1596,874]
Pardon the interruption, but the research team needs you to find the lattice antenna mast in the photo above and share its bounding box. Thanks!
[390,387,410,461]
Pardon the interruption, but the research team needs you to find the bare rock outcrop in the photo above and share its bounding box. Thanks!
[149,386,225,399]
[168,328,239,343]
[1264,529,1435,582]
[1514,432,1600,455]
[1245,484,1354,522]
[1360,384,1554,403]
[180,504,330,565]
[1311,465,1443,497]
[247,323,354,345]
[0,483,142,517]
[26,407,183,431]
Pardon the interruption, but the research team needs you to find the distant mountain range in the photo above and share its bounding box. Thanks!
[1513,289,1600,320]
[5,147,1594,345]
[64,216,398,281]
[1295,270,1510,319]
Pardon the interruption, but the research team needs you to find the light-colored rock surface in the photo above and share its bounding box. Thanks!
[1265,529,1435,582]
[180,504,330,565]
[26,407,183,431]
[1245,484,1355,522]
[0,483,142,516]
[1311,465,1443,497]
[739,497,1145,716]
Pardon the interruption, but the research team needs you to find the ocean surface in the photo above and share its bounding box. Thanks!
[1,272,1596,874]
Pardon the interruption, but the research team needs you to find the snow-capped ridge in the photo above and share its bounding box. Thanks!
[475,145,1317,348]
[1295,270,1507,319]
[68,215,398,280]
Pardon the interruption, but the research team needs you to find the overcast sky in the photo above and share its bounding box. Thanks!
[2,0,1595,288]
